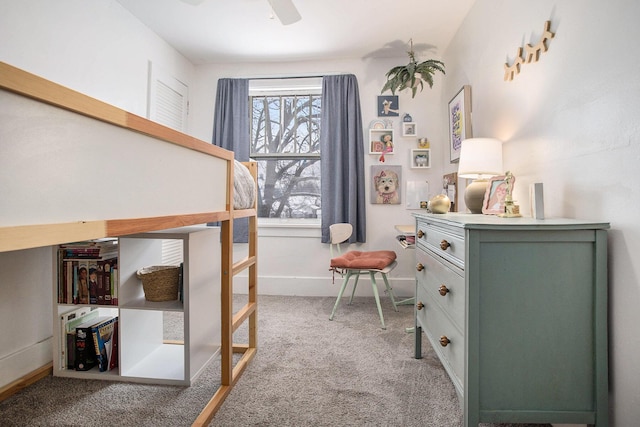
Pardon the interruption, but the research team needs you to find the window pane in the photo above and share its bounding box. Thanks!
[256,159,321,219]
[250,89,322,219]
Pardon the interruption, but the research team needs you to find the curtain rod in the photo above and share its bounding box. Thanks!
[247,75,325,80]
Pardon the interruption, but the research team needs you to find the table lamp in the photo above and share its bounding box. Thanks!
[457,138,503,214]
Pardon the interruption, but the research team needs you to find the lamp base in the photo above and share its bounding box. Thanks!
[464,179,488,214]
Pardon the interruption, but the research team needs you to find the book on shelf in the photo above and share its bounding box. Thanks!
[59,306,99,370]
[109,318,119,371]
[91,316,118,372]
[77,259,91,304]
[100,257,117,306]
[74,315,113,371]
[88,261,99,305]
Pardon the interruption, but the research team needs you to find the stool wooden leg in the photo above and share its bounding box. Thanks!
[330,271,352,320]
[369,272,386,329]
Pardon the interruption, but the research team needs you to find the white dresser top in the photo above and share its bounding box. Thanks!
[413,212,610,230]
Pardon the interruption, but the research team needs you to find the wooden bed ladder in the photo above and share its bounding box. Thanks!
[193,162,258,426]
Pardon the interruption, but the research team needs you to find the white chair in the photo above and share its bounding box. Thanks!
[328,223,399,329]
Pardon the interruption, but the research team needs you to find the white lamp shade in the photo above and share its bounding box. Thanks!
[457,138,503,179]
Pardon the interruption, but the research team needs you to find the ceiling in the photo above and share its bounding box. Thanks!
[116,0,476,65]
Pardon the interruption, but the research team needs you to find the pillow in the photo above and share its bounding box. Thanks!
[234,160,256,210]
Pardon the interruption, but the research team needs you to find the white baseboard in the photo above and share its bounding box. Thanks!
[0,337,52,388]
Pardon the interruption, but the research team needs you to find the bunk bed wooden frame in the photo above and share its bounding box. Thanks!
[0,62,257,425]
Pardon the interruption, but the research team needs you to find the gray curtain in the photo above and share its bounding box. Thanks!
[212,78,249,242]
[320,74,366,243]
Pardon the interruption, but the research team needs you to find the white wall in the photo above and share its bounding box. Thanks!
[441,0,640,425]
[0,0,193,387]
[0,0,194,117]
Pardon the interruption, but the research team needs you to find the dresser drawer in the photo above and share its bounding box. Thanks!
[416,250,465,331]
[415,284,464,388]
[416,219,465,268]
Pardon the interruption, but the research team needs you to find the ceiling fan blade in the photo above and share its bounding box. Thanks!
[267,0,301,25]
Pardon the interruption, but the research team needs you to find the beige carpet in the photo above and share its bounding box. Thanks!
[0,295,550,427]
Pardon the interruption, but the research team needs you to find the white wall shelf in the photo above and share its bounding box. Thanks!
[369,129,394,154]
[410,149,431,168]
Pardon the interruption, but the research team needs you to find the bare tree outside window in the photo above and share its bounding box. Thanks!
[250,93,321,219]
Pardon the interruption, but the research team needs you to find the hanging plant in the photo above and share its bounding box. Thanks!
[381,40,445,98]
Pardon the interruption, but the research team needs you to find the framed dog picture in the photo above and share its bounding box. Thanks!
[371,165,401,204]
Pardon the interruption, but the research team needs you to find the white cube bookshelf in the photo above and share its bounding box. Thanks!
[52,225,221,386]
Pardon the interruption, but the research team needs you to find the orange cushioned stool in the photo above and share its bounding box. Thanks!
[328,224,399,329]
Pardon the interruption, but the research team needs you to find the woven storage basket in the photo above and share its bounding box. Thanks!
[136,265,180,302]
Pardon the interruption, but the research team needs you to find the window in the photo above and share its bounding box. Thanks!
[249,78,322,219]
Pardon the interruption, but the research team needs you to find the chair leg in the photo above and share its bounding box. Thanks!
[348,270,361,305]
[381,273,399,312]
[330,271,353,321]
[369,272,386,329]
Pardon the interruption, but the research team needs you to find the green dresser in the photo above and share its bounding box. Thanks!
[413,212,609,427]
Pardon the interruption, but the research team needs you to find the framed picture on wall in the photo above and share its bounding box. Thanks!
[370,165,401,204]
[377,95,399,117]
[448,85,472,163]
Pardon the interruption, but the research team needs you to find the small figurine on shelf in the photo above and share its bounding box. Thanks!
[418,138,429,148]
[378,134,394,162]
[499,171,522,218]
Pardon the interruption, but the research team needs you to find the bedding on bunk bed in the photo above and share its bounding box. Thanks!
[233,160,256,210]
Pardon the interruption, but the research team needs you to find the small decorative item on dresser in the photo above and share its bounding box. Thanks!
[530,182,545,219]
[498,171,521,217]
[481,174,510,215]
[427,193,451,214]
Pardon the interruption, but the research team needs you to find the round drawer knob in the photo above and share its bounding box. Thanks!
[439,336,450,347]
[440,239,451,251]
[416,301,424,310]
[438,285,450,296]
[416,263,424,272]
[417,229,425,238]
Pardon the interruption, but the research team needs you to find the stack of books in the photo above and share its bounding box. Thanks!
[57,239,118,305]
[59,306,118,372]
